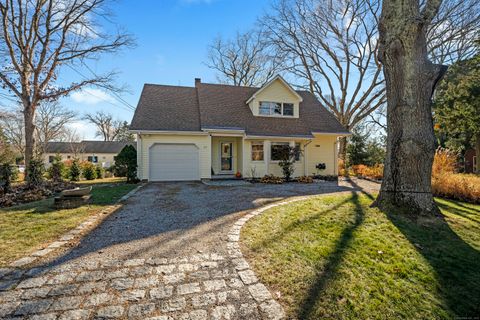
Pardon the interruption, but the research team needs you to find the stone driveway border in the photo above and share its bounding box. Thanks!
[226,195,321,320]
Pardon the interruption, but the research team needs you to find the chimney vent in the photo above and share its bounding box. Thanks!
[195,78,201,86]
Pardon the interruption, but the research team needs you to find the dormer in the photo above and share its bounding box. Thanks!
[247,75,303,118]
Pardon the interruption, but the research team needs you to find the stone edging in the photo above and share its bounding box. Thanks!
[226,195,314,320]
[7,183,145,269]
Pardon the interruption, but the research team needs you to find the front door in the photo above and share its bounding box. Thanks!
[220,142,233,172]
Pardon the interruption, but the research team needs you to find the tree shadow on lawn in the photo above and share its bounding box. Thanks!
[347,178,480,317]
[301,178,480,318]
[382,204,480,318]
[298,191,366,319]
[436,201,480,223]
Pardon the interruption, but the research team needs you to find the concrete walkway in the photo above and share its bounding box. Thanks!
[0,179,379,319]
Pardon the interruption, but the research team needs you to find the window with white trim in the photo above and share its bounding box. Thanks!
[251,142,264,161]
[259,101,294,117]
[271,142,290,161]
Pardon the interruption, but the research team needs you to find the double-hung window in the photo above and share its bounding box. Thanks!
[251,142,264,161]
[259,102,294,117]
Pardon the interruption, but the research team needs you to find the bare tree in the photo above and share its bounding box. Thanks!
[35,101,76,155]
[206,30,280,86]
[83,111,121,141]
[373,0,448,214]
[263,0,385,160]
[428,0,480,65]
[262,0,479,160]
[63,128,84,157]
[0,0,133,178]
[0,108,25,157]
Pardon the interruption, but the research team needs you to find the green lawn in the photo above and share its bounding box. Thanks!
[0,182,137,266]
[241,191,480,319]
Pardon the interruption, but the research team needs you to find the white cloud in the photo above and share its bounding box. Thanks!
[70,88,115,105]
[67,121,97,140]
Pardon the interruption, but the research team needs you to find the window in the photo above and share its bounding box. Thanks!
[283,103,294,116]
[48,156,55,163]
[295,143,301,161]
[251,142,264,161]
[271,142,290,161]
[259,102,281,115]
[87,156,98,163]
[259,101,294,117]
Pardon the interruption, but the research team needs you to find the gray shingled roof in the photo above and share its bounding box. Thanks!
[130,81,349,136]
[46,141,135,154]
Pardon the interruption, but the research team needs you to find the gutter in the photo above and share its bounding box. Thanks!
[129,130,209,136]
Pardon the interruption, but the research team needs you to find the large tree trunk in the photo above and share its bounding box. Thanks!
[373,0,447,215]
[475,133,480,173]
[23,102,36,177]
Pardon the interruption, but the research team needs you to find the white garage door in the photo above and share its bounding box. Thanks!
[149,144,200,181]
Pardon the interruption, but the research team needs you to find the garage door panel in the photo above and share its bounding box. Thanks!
[149,144,200,181]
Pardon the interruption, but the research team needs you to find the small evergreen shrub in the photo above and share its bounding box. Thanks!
[47,154,65,182]
[114,145,138,183]
[0,163,18,193]
[69,159,81,181]
[95,165,105,179]
[26,158,45,188]
[82,162,97,180]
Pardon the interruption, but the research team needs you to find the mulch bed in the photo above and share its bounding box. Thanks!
[0,181,77,208]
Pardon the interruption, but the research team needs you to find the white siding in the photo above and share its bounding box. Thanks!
[305,135,338,176]
[137,134,211,180]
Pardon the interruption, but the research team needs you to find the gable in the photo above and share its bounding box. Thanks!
[247,77,303,118]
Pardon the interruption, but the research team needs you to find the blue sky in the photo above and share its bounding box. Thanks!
[62,0,270,139]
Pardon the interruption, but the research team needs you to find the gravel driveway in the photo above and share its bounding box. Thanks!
[51,180,360,263]
[0,179,379,319]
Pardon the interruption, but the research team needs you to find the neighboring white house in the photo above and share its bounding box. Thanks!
[44,140,135,168]
[130,75,350,181]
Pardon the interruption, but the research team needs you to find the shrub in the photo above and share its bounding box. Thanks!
[69,159,81,181]
[95,165,105,179]
[114,145,138,183]
[26,158,45,188]
[351,164,384,180]
[297,176,313,183]
[338,159,348,177]
[276,146,302,182]
[260,174,283,184]
[47,154,65,182]
[432,173,480,204]
[82,162,97,180]
[0,163,18,193]
[432,148,457,176]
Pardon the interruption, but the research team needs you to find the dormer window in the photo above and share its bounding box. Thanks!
[283,103,294,116]
[259,101,294,117]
